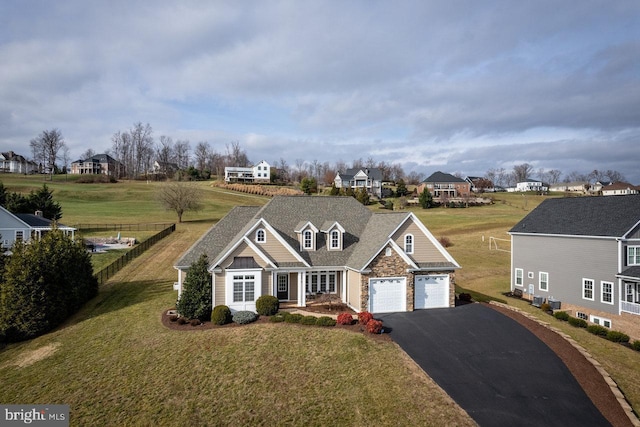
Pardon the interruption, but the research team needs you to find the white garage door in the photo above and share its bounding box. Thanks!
[415,275,449,309]
[369,277,406,313]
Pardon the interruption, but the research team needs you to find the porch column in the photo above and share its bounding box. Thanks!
[298,272,306,307]
[341,271,347,304]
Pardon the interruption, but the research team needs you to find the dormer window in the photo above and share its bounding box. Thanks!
[255,228,266,243]
[303,230,313,250]
[404,234,414,254]
[330,230,340,249]
[321,221,345,251]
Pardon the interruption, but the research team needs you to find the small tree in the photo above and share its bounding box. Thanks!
[157,182,203,223]
[355,187,370,205]
[419,187,434,209]
[300,177,317,195]
[329,182,340,196]
[176,254,212,320]
[395,179,409,197]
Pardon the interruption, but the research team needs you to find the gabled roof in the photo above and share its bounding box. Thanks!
[344,168,383,181]
[73,153,118,164]
[423,171,466,183]
[509,195,640,237]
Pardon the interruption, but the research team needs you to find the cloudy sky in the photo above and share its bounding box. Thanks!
[1,1,639,182]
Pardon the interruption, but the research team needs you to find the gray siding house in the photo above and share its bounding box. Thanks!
[509,195,640,336]
[174,196,460,314]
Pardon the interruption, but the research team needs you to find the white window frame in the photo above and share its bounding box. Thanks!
[15,230,24,242]
[600,281,614,305]
[330,229,341,250]
[225,270,262,312]
[628,246,640,266]
[576,311,588,320]
[303,230,314,250]
[404,234,414,254]
[590,315,612,328]
[255,228,266,244]
[539,272,548,292]
[305,271,337,294]
[582,278,594,301]
[515,268,523,286]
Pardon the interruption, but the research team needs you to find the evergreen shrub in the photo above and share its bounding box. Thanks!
[316,316,337,327]
[256,295,279,316]
[211,305,232,325]
[232,311,258,325]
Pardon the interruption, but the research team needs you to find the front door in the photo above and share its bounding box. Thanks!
[277,273,289,300]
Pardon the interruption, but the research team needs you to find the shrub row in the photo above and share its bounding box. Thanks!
[555,311,637,349]
[357,311,384,334]
[212,182,303,197]
[268,311,336,327]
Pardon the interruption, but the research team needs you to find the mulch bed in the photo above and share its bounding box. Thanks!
[488,302,634,427]
[161,308,392,343]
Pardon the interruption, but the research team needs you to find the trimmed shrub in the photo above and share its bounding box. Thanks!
[316,316,337,327]
[632,340,640,351]
[176,254,212,321]
[540,302,551,312]
[366,319,383,334]
[285,313,304,324]
[458,293,472,302]
[586,324,608,337]
[568,316,588,328]
[256,295,279,316]
[269,313,286,323]
[336,312,354,325]
[211,305,232,325]
[606,330,630,343]
[554,311,570,321]
[177,317,188,325]
[232,311,258,325]
[301,316,318,326]
[358,311,374,325]
[190,318,201,326]
[169,314,179,322]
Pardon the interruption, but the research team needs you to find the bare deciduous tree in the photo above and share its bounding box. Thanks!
[30,129,66,180]
[512,163,534,183]
[194,141,210,173]
[157,182,203,223]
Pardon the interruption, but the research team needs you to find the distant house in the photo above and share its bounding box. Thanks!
[549,181,590,193]
[465,176,494,193]
[152,161,179,178]
[334,168,383,198]
[601,182,638,196]
[515,179,547,192]
[0,151,38,174]
[70,154,123,177]
[174,196,460,314]
[0,206,76,249]
[418,172,471,199]
[224,160,271,183]
[510,195,640,339]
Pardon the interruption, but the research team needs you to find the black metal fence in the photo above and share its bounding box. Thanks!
[74,223,175,232]
[92,223,176,285]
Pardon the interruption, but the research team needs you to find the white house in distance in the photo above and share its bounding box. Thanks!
[513,179,547,192]
[0,151,38,174]
[334,168,383,198]
[224,160,271,183]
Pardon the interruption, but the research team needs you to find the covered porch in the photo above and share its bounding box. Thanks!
[618,268,640,316]
[271,269,348,308]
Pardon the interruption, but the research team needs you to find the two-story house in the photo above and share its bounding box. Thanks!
[509,195,640,339]
[224,160,271,183]
[334,168,383,198]
[515,179,547,192]
[0,151,38,174]
[70,153,123,177]
[174,196,460,314]
[418,172,471,199]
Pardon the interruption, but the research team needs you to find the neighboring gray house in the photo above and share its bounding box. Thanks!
[174,196,460,314]
[509,195,640,337]
[0,206,76,249]
[70,153,123,177]
[334,168,383,198]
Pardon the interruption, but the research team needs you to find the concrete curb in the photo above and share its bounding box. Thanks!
[489,301,640,427]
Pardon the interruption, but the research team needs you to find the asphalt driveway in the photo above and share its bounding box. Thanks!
[377,304,609,427]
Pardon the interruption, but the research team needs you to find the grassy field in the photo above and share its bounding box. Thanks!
[0,175,638,423]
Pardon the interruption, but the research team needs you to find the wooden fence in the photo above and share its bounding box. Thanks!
[92,223,176,285]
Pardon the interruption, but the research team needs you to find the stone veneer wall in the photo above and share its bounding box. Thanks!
[360,245,457,312]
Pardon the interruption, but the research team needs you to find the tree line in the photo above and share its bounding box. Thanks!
[25,125,628,186]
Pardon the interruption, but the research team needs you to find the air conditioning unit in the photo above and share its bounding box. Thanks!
[548,298,561,310]
[532,296,544,308]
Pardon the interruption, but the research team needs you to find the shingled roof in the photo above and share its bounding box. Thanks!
[510,195,640,237]
[175,195,443,271]
[423,171,466,183]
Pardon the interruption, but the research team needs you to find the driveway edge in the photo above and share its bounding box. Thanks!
[489,301,640,427]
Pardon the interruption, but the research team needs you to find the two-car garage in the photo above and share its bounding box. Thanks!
[369,275,450,313]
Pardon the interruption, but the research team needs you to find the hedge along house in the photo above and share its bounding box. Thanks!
[174,196,460,314]
[509,195,640,339]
